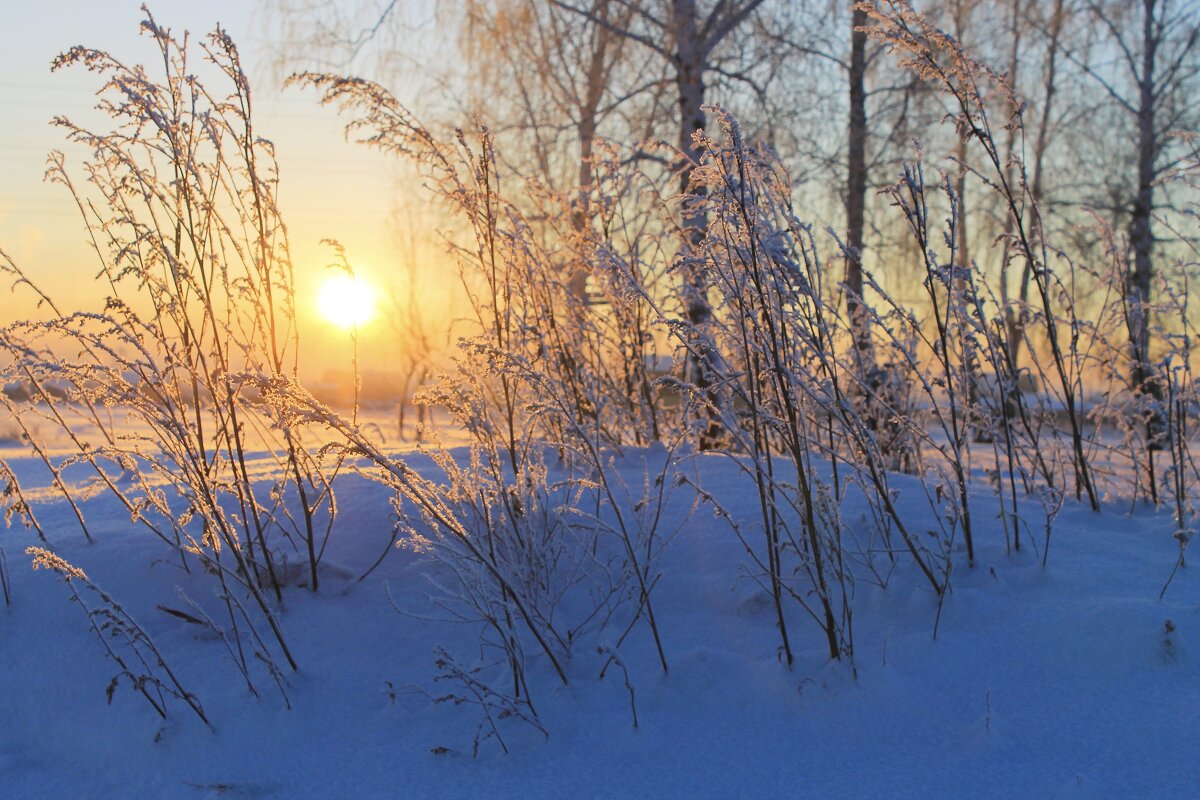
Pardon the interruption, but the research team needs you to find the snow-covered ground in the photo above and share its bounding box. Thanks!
[1,436,1197,799]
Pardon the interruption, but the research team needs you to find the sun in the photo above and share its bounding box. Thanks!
[317,272,377,329]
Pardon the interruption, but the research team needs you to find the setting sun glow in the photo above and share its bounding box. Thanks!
[317,273,377,329]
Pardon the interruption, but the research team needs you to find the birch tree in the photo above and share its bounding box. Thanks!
[1000,0,1075,368]
[547,1,772,440]
[847,2,871,356]
[1081,0,1200,445]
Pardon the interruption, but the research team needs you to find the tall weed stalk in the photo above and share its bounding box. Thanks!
[0,10,334,699]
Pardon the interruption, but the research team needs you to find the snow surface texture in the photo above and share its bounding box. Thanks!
[1,444,1197,799]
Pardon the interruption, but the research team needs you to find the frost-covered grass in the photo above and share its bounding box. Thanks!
[2,6,1200,797]
[1,446,1197,798]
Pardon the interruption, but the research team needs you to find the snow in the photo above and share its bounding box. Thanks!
[1,435,1197,799]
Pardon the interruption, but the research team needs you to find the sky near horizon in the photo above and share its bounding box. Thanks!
[1,1,443,375]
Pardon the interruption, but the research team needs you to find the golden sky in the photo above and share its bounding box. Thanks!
[1,1,454,378]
